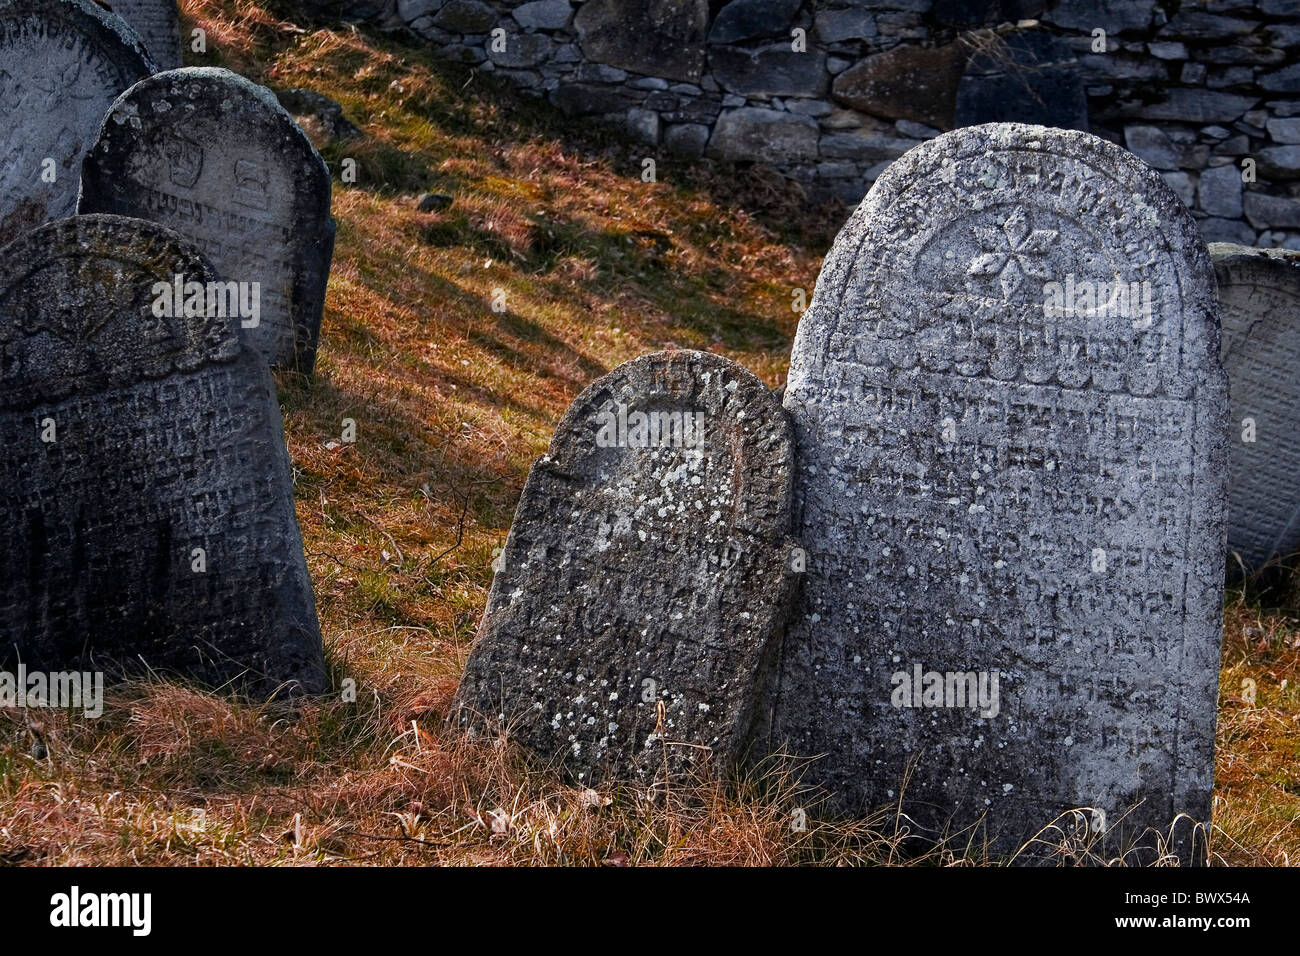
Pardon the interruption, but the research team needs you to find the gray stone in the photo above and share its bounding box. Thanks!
[1268,118,1300,145]
[1140,89,1257,123]
[831,41,970,130]
[1207,66,1255,91]
[1181,62,1208,85]
[0,0,155,247]
[452,350,800,783]
[511,0,570,30]
[1260,64,1300,94]
[574,0,708,83]
[1198,163,1243,218]
[1214,135,1250,155]
[397,0,442,22]
[955,29,1087,132]
[1198,216,1256,245]
[772,123,1226,865]
[551,81,638,115]
[630,76,671,91]
[710,45,827,98]
[574,62,628,83]
[814,9,877,44]
[1161,170,1195,207]
[0,214,326,698]
[707,0,801,45]
[626,107,659,145]
[707,107,818,164]
[1210,244,1300,569]
[489,31,553,67]
[108,0,182,70]
[432,0,497,32]
[1258,146,1300,181]
[1124,124,1178,170]
[1041,0,1155,33]
[663,122,709,157]
[1244,191,1300,230]
[1159,11,1256,41]
[896,119,942,139]
[1076,53,1167,81]
[787,99,834,118]
[78,68,336,375]
[1147,41,1187,61]
[818,131,916,163]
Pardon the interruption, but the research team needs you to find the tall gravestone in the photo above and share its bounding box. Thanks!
[0,0,155,247]
[1210,243,1300,571]
[78,67,335,374]
[107,0,182,71]
[772,123,1227,863]
[454,350,801,783]
[0,215,327,698]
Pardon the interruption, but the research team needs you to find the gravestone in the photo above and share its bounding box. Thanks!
[955,30,1088,132]
[1210,243,1300,571]
[78,67,335,374]
[453,350,801,783]
[0,214,327,698]
[0,0,155,247]
[771,123,1227,864]
[107,0,182,70]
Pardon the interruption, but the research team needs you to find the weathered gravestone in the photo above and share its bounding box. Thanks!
[106,0,182,71]
[78,67,335,374]
[771,123,1227,863]
[454,350,801,783]
[1210,243,1300,571]
[0,214,327,698]
[0,0,154,247]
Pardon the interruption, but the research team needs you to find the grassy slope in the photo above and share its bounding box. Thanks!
[0,0,1295,865]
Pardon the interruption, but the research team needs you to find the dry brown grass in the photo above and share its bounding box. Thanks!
[0,0,1295,866]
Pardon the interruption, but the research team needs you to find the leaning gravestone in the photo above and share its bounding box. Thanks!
[0,215,327,698]
[772,123,1227,864]
[106,0,182,70]
[453,350,801,783]
[78,67,335,374]
[0,0,155,247]
[1210,243,1300,571]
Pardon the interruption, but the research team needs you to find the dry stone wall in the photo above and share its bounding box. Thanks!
[352,0,1300,249]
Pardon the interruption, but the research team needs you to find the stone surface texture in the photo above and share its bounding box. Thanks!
[772,123,1227,863]
[1210,243,1300,571]
[453,350,800,783]
[108,0,182,70]
[0,215,326,698]
[78,67,335,374]
[0,0,155,247]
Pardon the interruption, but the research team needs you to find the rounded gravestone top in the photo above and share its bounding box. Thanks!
[454,349,798,782]
[790,122,1221,403]
[1210,242,1300,569]
[543,348,794,539]
[0,0,155,245]
[0,214,235,407]
[78,66,336,373]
